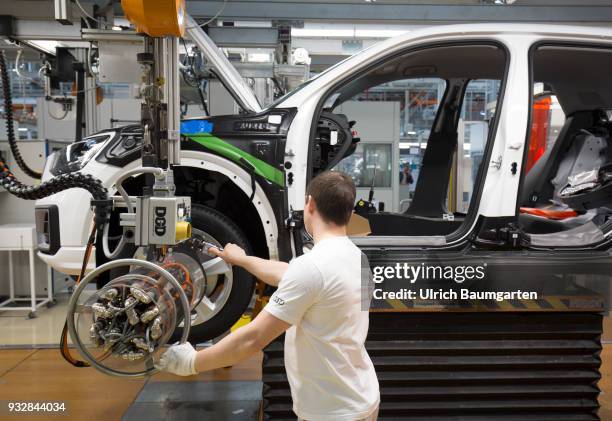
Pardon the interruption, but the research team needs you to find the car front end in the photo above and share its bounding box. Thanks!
[36,126,143,275]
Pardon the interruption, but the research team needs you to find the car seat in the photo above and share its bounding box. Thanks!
[519,110,612,234]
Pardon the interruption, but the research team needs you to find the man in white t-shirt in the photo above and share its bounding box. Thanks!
[158,171,380,420]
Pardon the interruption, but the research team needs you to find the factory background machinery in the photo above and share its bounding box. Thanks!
[1,1,612,420]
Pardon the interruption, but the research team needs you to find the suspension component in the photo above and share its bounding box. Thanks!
[150,317,163,340]
[132,337,150,352]
[103,288,119,301]
[66,248,207,377]
[91,302,113,319]
[125,298,140,326]
[140,306,159,323]
[130,287,153,304]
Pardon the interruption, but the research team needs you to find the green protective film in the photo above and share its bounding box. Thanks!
[185,133,285,187]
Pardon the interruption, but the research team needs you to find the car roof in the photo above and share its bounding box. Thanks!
[388,22,612,43]
[277,23,612,109]
[273,23,612,107]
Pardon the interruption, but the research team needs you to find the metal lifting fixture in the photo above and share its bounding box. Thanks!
[64,0,210,376]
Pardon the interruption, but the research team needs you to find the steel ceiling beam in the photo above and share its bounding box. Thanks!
[207,26,278,48]
[6,19,277,49]
[172,2,612,23]
[12,18,82,41]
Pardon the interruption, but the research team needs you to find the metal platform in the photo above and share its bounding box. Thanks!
[123,380,262,421]
[262,312,603,420]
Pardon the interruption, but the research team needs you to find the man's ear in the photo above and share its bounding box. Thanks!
[305,195,316,213]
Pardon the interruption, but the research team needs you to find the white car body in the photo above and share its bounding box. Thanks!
[37,23,612,274]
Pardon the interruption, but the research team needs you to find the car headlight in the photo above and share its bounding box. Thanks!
[50,134,111,175]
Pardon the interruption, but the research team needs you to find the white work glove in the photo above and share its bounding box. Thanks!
[156,343,198,376]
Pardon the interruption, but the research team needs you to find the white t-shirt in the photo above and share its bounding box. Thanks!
[264,236,380,421]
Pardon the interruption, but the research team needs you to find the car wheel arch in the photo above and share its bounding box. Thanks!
[177,151,279,260]
[99,151,278,261]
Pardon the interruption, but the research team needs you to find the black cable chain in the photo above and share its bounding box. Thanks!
[0,50,42,179]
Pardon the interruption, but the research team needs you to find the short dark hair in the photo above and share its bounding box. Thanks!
[306,171,356,226]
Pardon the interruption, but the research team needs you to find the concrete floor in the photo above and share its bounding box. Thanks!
[0,293,70,347]
[0,293,262,419]
[0,348,263,421]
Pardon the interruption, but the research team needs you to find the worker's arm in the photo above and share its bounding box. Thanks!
[156,309,290,376]
[158,256,321,377]
[209,244,288,287]
[195,309,289,372]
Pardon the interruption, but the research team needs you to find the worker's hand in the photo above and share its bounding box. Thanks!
[156,343,198,376]
[209,243,247,266]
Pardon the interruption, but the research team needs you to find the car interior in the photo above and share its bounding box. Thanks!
[519,45,612,246]
[311,43,507,237]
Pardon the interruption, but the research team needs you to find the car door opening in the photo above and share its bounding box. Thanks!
[310,43,507,238]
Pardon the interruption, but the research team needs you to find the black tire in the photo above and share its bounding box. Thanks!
[172,204,255,343]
